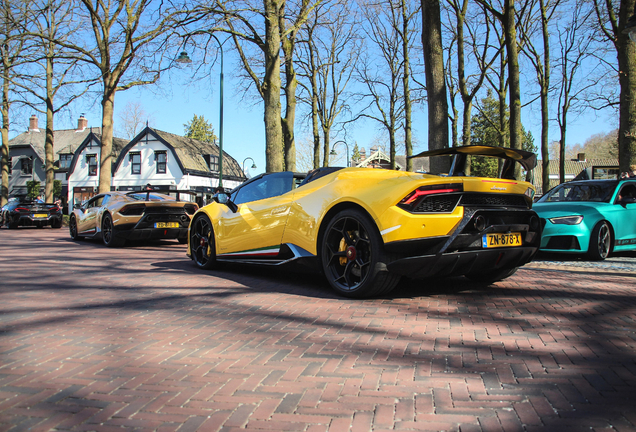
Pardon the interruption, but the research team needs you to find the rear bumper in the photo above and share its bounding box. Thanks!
[387,246,538,278]
[116,227,188,241]
[12,214,61,227]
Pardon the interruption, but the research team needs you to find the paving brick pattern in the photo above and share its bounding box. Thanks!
[0,228,635,431]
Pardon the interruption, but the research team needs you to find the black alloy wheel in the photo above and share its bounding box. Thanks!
[190,214,216,269]
[321,209,400,298]
[69,216,82,240]
[102,214,124,247]
[588,221,611,260]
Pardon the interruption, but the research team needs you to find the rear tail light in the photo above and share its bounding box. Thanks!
[49,206,60,213]
[15,207,30,212]
[398,183,463,211]
[119,204,146,216]
[184,204,198,215]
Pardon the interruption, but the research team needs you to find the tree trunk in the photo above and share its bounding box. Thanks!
[503,0,522,179]
[1,65,8,207]
[99,88,115,194]
[45,53,55,203]
[421,0,449,174]
[539,0,550,195]
[264,0,284,173]
[281,27,297,172]
[401,0,413,171]
[618,0,636,172]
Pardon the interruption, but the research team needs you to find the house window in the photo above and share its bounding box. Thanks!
[86,154,97,176]
[155,151,167,174]
[208,155,219,172]
[130,152,141,175]
[21,157,33,175]
[59,154,72,169]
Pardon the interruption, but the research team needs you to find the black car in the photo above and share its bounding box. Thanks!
[1,197,63,229]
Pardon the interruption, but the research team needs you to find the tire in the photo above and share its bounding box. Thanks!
[321,209,400,298]
[587,221,612,260]
[190,214,217,269]
[7,215,19,229]
[51,218,62,229]
[466,267,518,284]
[69,216,82,240]
[102,213,125,247]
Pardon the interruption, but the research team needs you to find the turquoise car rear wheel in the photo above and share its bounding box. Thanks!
[587,221,612,261]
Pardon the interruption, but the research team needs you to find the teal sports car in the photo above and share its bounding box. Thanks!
[534,179,636,259]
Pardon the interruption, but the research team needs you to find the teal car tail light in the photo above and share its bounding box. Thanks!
[548,215,583,225]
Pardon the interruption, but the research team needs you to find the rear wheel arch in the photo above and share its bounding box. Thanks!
[317,202,379,254]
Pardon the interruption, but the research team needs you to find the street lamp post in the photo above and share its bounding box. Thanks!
[329,140,350,167]
[176,35,227,190]
[242,157,257,176]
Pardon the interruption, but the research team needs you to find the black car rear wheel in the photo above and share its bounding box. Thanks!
[69,216,82,240]
[190,214,216,269]
[588,221,611,260]
[321,209,400,298]
[102,214,125,247]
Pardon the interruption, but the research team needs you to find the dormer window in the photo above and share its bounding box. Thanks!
[59,154,72,169]
[155,151,167,174]
[203,154,219,172]
[129,152,141,175]
[86,154,97,176]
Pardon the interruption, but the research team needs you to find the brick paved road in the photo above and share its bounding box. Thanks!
[0,228,635,431]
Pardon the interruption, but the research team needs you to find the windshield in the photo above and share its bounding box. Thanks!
[538,182,617,203]
[128,193,169,201]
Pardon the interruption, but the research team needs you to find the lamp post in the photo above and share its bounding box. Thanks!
[329,140,350,167]
[242,157,257,176]
[176,35,227,189]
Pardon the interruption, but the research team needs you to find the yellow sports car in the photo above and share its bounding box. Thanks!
[187,146,541,298]
[69,190,198,247]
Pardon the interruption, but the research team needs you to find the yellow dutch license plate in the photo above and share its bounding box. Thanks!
[33,213,48,218]
[483,232,522,248]
[155,222,179,228]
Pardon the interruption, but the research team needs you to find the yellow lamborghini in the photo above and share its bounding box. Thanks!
[187,146,541,298]
[70,190,198,247]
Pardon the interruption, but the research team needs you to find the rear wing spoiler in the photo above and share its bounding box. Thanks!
[409,145,537,179]
[126,189,198,202]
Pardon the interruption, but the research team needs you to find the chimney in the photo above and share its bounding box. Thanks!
[29,115,39,132]
[77,115,88,131]
[577,153,586,162]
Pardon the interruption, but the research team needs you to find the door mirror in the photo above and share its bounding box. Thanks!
[214,193,238,213]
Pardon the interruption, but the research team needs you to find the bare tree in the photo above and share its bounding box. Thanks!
[199,0,321,173]
[593,0,636,172]
[1,0,33,206]
[16,0,95,202]
[54,0,194,193]
[518,0,561,193]
[116,101,154,139]
[556,1,597,182]
[297,1,360,168]
[477,0,525,179]
[422,0,450,173]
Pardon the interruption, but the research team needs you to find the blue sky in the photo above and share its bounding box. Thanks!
[11,56,615,177]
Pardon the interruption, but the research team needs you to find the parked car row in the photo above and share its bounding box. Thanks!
[4,145,635,298]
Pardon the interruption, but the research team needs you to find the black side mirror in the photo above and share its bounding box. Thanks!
[214,193,238,213]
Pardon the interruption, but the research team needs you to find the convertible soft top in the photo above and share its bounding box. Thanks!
[409,145,537,177]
